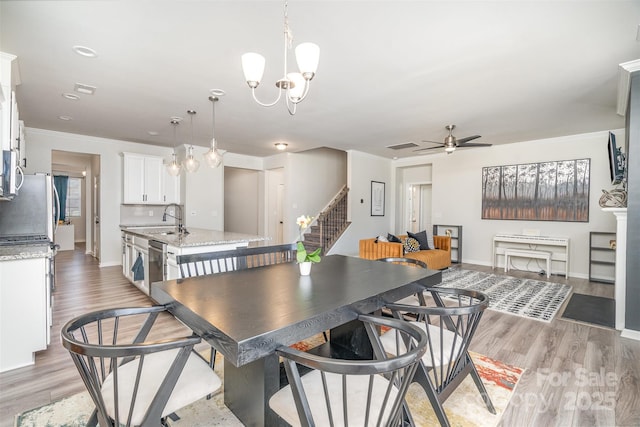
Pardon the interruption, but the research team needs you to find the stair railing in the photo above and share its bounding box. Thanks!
[316,186,349,253]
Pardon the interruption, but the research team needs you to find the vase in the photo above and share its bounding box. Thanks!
[299,261,312,276]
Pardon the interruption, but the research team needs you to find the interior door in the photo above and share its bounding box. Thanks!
[93,175,100,260]
[276,184,284,244]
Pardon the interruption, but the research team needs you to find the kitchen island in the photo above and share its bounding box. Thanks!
[120,226,269,294]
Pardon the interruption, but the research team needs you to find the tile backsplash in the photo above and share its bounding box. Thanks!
[120,205,180,226]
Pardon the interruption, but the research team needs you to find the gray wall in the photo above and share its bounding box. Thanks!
[626,73,640,331]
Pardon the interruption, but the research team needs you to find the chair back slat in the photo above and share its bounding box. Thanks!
[176,243,297,278]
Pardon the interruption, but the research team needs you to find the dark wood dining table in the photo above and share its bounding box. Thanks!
[151,254,441,426]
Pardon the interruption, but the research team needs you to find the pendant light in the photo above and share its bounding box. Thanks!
[183,110,200,173]
[166,119,182,177]
[203,96,223,168]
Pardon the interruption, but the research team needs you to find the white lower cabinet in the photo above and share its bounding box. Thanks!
[0,256,49,372]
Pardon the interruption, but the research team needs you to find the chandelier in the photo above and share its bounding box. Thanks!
[183,110,200,173]
[166,119,182,177]
[203,96,223,168]
[241,0,319,115]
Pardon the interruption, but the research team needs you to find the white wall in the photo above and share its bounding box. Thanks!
[25,128,174,267]
[329,150,393,256]
[224,167,260,234]
[182,145,224,230]
[392,130,620,278]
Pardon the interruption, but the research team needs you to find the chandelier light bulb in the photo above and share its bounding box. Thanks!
[242,53,266,88]
[166,119,182,176]
[184,146,200,172]
[295,42,320,79]
[204,96,224,168]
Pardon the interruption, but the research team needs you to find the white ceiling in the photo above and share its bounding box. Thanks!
[1,1,639,159]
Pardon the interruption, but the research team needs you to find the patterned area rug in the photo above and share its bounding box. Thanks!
[15,348,523,427]
[438,268,572,322]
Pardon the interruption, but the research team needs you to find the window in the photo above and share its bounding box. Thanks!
[66,177,82,217]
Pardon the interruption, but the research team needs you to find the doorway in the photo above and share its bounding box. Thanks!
[51,150,101,260]
[406,183,432,234]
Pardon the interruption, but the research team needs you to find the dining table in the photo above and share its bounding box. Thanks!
[150,254,442,426]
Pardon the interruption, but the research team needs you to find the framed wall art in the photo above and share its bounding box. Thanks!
[371,181,385,216]
[482,158,590,222]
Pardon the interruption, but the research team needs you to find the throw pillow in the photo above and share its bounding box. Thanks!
[387,233,402,243]
[407,230,430,250]
[403,237,420,253]
[376,235,388,243]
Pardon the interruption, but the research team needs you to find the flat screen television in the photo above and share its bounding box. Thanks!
[608,131,625,185]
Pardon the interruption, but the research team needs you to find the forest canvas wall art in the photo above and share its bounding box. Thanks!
[482,158,590,222]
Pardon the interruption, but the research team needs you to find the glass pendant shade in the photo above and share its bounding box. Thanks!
[184,146,200,172]
[204,139,223,168]
[242,53,266,87]
[287,73,306,101]
[295,43,320,79]
[167,152,181,176]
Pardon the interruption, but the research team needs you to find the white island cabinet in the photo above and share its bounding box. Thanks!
[0,250,51,372]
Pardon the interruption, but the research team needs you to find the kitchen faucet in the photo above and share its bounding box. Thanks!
[162,203,188,235]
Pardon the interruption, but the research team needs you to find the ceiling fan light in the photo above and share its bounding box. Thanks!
[241,52,266,88]
[295,42,319,79]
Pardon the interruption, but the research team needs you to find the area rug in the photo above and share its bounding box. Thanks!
[439,268,572,322]
[15,350,523,427]
[561,293,615,329]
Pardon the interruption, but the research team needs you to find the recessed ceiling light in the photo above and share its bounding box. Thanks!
[72,45,97,58]
[74,83,97,95]
[210,89,226,97]
[275,142,288,151]
[147,131,159,136]
[58,115,73,121]
[170,116,183,122]
[62,93,80,100]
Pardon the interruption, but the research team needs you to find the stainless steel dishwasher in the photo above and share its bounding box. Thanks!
[148,240,167,284]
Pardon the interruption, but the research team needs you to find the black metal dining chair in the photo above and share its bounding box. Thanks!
[377,257,429,308]
[176,243,297,278]
[383,287,496,427]
[60,305,222,427]
[269,314,429,427]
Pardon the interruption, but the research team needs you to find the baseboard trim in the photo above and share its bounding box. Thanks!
[621,328,640,341]
[98,261,120,268]
[462,259,587,280]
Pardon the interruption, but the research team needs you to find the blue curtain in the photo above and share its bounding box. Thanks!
[54,175,68,222]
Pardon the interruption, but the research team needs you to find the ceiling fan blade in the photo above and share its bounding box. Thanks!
[420,139,443,145]
[414,146,445,152]
[458,143,492,148]
[456,135,482,144]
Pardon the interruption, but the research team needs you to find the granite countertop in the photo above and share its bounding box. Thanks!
[121,226,269,248]
[0,244,52,261]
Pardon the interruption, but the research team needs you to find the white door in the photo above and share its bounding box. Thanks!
[276,184,284,244]
[407,184,432,233]
[93,175,100,261]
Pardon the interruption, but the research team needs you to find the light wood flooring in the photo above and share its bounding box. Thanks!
[1,246,639,426]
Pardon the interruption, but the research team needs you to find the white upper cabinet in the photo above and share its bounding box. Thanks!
[1,52,20,153]
[163,169,180,204]
[122,153,174,204]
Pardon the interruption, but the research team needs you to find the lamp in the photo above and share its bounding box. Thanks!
[203,96,224,168]
[166,120,182,176]
[183,110,200,173]
[241,0,319,115]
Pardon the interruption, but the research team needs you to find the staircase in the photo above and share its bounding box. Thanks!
[302,186,350,255]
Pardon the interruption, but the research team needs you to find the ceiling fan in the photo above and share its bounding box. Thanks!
[415,125,492,154]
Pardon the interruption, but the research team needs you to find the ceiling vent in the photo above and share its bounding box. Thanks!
[386,142,418,150]
[74,83,97,95]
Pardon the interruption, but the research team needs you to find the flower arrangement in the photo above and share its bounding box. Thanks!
[296,215,321,264]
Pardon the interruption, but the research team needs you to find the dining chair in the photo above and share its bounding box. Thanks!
[176,243,297,278]
[269,314,429,427]
[377,257,429,307]
[382,287,496,427]
[60,305,222,427]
